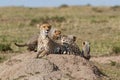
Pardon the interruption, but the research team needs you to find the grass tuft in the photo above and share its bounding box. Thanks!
[110,61,116,66]
[112,45,120,54]
[30,16,66,26]
[0,43,13,52]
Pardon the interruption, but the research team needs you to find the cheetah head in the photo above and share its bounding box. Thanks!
[52,30,61,40]
[61,35,76,45]
[37,23,51,36]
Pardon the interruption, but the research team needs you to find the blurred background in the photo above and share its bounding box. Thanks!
[0,0,120,7]
[0,1,120,79]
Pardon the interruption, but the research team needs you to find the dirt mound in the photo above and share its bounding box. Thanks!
[0,52,107,80]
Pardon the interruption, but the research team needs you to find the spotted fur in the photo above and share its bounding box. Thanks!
[55,35,82,56]
[81,41,91,60]
[15,26,61,52]
[36,23,64,58]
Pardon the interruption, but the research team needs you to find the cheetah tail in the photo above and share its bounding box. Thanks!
[14,43,27,47]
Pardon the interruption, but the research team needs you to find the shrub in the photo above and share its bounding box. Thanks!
[92,7,103,13]
[30,16,66,26]
[30,18,40,26]
[110,61,116,66]
[86,4,91,6]
[50,16,66,22]
[59,4,69,8]
[112,46,120,54]
[0,43,12,52]
[109,61,120,68]
[111,5,120,11]
[111,5,120,9]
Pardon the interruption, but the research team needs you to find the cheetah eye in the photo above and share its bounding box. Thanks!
[42,26,45,28]
[83,42,85,45]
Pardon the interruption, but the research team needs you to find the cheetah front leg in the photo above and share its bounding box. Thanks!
[36,50,48,58]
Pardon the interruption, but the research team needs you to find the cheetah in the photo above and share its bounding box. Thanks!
[14,27,61,52]
[50,28,61,40]
[62,35,81,55]
[81,41,91,60]
[61,35,76,45]
[36,23,64,58]
[54,35,82,56]
[15,34,39,52]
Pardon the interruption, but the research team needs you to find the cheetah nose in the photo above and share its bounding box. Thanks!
[45,30,49,33]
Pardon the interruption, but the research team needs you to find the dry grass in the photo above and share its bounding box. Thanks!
[94,62,120,80]
[0,6,120,79]
[0,6,120,55]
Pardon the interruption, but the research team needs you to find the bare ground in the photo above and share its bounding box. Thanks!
[0,52,109,80]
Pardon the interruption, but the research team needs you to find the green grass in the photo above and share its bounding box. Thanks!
[111,45,120,54]
[0,43,12,52]
[0,6,120,55]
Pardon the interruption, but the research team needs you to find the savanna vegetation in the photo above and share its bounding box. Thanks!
[0,5,120,79]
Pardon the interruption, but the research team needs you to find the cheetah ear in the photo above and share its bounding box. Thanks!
[73,36,76,42]
[36,24,41,29]
[62,35,67,37]
[54,30,57,33]
[59,30,61,33]
[55,30,61,34]
[59,31,61,34]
